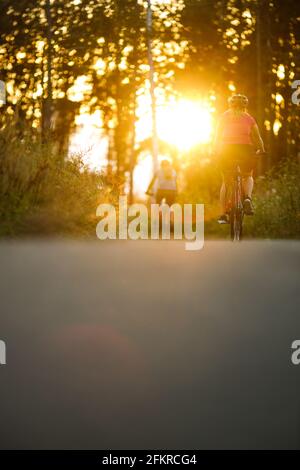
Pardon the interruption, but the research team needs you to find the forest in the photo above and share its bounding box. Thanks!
[0,0,299,238]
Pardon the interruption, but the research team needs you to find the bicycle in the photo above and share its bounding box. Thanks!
[226,163,244,241]
[225,152,265,241]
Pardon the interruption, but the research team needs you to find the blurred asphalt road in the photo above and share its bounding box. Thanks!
[0,240,299,449]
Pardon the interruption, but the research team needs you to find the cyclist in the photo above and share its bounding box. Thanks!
[146,159,177,205]
[213,94,265,223]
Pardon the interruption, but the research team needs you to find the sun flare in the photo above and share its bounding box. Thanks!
[157,99,213,150]
[71,96,215,171]
[136,97,214,152]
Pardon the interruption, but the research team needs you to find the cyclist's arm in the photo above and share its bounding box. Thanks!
[251,123,265,153]
[146,173,157,194]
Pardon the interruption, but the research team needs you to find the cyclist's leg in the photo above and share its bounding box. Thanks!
[240,150,256,214]
[155,190,163,205]
[220,174,230,214]
[219,146,234,221]
[164,190,177,206]
[218,171,232,223]
[242,172,254,199]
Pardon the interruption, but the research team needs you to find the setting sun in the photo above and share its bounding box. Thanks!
[157,100,214,150]
[70,96,215,174]
[136,95,214,152]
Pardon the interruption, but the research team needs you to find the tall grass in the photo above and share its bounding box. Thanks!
[245,160,300,239]
[1,120,299,239]
[0,122,116,237]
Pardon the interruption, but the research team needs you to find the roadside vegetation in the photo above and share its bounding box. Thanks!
[0,121,117,237]
[1,121,299,240]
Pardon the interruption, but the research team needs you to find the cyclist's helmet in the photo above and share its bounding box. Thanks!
[228,94,249,109]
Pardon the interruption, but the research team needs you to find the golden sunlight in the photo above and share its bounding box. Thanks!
[136,96,214,151]
[70,83,215,195]
[69,109,108,170]
[157,99,213,150]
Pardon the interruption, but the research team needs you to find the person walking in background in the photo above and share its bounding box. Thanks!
[146,159,177,205]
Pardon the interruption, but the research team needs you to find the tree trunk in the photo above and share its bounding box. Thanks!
[146,0,159,175]
[42,0,53,141]
[129,86,136,204]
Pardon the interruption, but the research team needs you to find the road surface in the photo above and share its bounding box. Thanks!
[0,240,299,449]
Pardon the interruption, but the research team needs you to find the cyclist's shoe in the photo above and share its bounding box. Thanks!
[243,197,254,215]
[218,214,229,224]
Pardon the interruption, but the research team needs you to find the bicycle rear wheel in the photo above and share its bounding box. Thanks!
[230,208,243,241]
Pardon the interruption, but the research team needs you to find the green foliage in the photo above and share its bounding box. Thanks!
[179,157,220,205]
[0,0,186,175]
[179,156,300,240]
[0,1,299,239]
[0,122,116,237]
[245,160,300,239]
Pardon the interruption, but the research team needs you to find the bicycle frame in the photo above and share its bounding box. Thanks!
[227,165,244,241]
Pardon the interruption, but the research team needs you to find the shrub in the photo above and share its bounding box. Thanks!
[179,157,300,239]
[0,122,116,237]
[245,160,300,239]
